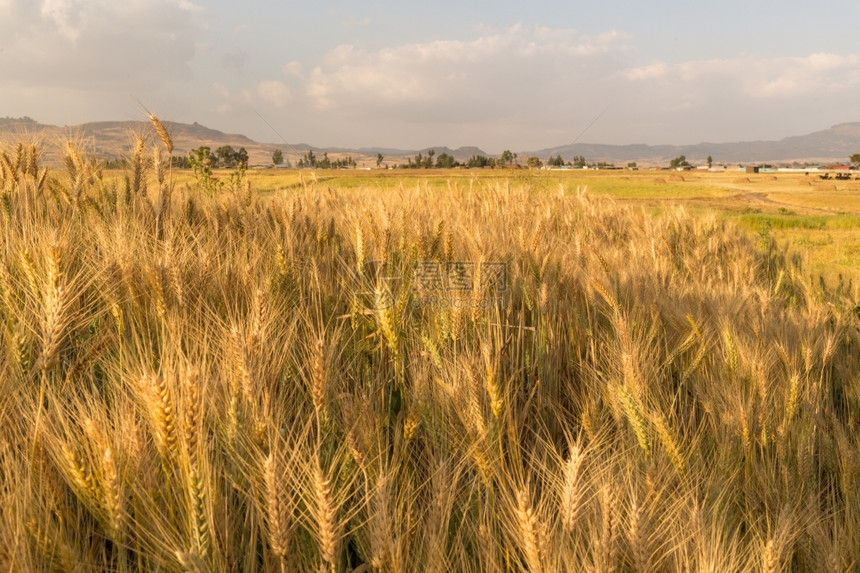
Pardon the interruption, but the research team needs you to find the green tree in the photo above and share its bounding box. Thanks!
[235,147,249,167]
[215,145,235,168]
[214,145,248,168]
[707,155,713,169]
[171,155,191,169]
[572,155,587,168]
[669,155,690,169]
[376,153,384,168]
[303,150,317,168]
[272,149,284,165]
[500,149,514,166]
[435,152,457,168]
[466,155,491,168]
[318,152,331,169]
[526,156,543,169]
[850,153,860,165]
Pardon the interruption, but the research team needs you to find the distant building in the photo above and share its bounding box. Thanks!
[745,165,760,174]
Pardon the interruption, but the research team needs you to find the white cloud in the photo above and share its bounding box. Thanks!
[213,79,293,114]
[626,53,860,101]
[286,27,860,148]
[40,0,84,42]
[256,80,291,108]
[301,25,630,120]
[625,61,669,81]
[4,3,859,153]
[748,53,860,98]
[0,0,202,88]
[284,61,304,77]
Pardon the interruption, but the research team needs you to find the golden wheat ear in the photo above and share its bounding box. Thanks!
[137,102,173,154]
[149,114,173,155]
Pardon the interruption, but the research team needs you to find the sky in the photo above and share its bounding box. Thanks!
[2,0,860,154]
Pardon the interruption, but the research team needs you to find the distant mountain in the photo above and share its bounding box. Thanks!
[1,117,858,167]
[0,118,280,165]
[531,123,860,165]
[0,118,489,167]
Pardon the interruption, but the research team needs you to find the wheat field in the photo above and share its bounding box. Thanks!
[0,130,859,572]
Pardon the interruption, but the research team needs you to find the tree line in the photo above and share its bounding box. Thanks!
[396,149,523,169]
[115,144,860,172]
[296,150,356,169]
[172,145,249,169]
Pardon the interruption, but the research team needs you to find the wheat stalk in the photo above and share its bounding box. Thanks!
[618,385,650,461]
[249,287,268,355]
[188,466,210,561]
[153,145,165,187]
[591,278,619,315]
[378,214,391,264]
[355,223,365,275]
[628,496,652,573]
[62,445,99,505]
[130,135,146,198]
[482,344,503,419]
[175,550,206,573]
[311,337,327,422]
[264,454,292,559]
[598,485,619,573]
[560,443,584,534]
[230,325,255,403]
[313,460,339,570]
[19,248,40,299]
[346,426,366,471]
[515,488,544,573]
[146,111,174,154]
[376,288,399,354]
[150,374,178,462]
[184,368,201,463]
[11,143,24,174]
[651,410,686,477]
[37,244,67,372]
[64,141,83,179]
[26,143,39,179]
[101,446,125,541]
[167,258,184,309]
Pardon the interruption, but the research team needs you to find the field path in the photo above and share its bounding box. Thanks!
[722,189,860,216]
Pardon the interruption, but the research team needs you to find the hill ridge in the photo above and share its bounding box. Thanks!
[1,117,859,166]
